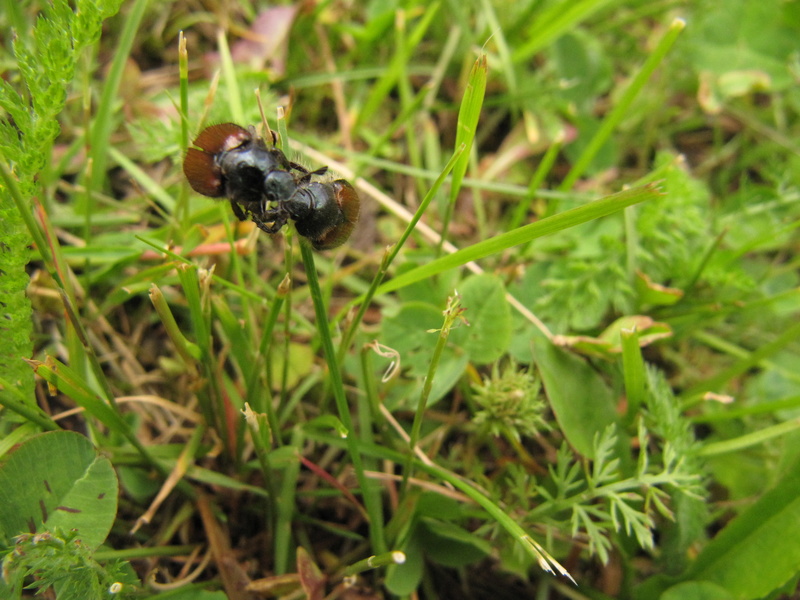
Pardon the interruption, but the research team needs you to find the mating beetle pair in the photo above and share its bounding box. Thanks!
[183,123,359,250]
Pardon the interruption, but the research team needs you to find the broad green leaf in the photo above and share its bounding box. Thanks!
[685,0,796,92]
[534,341,619,458]
[661,581,734,600]
[451,274,511,364]
[682,454,800,599]
[381,300,469,408]
[385,524,424,596]
[0,431,118,550]
[418,517,491,568]
[382,302,444,362]
[268,343,316,391]
[552,30,613,112]
[415,491,471,520]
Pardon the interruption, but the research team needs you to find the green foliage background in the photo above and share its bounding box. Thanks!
[1,0,800,598]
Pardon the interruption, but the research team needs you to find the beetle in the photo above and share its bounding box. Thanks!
[251,179,360,251]
[183,123,312,218]
[183,123,358,249]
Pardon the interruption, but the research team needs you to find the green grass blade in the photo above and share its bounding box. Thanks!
[355,3,440,131]
[681,319,800,400]
[512,0,617,63]
[217,29,244,124]
[678,457,800,599]
[621,328,646,424]
[299,242,386,554]
[376,183,662,296]
[87,0,149,202]
[558,18,685,192]
[696,419,800,457]
[440,54,487,251]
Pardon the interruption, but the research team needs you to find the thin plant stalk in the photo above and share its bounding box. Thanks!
[245,274,289,434]
[621,328,646,424]
[299,241,386,555]
[274,427,303,574]
[557,18,686,195]
[176,31,190,231]
[401,294,465,495]
[516,132,564,226]
[336,143,466,362]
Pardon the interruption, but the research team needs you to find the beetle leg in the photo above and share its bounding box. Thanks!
[230,200,248,221]
[251,208,288,234]
[289,162,328,185]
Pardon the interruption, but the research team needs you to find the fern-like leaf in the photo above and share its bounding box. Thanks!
[0,194,34,412]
